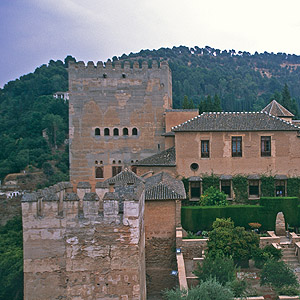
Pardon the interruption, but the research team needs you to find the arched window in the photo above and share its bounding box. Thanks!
[132,128,138,135]
[123,128,129,136]
[104,128,110,136]
[95,128,100,136]
[95,167,104,178]
[113,128,119,136]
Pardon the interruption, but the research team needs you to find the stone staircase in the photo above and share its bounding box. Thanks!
[280,237,300,281]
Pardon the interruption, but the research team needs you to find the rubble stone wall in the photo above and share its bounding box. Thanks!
[22,182,146,300]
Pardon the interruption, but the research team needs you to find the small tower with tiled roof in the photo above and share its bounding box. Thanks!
[262,99,294,123]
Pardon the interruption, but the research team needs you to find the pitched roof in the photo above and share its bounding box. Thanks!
[172,112,300,132]
[145,172,186,200]
[134,147,176,166]
[262,100,294,117]
[96,169,144,188]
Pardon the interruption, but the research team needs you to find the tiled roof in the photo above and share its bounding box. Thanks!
[96,169,144,188]
[145,172,186,200]
[134,147,176,166]
[262,100,294,117]
[172,112,300,132]
[165,109,199,112]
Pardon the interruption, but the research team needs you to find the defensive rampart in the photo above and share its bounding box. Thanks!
[22,181,146,300]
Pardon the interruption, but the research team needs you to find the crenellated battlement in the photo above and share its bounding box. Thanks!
[21,180,145,226]
[68,60,170,80]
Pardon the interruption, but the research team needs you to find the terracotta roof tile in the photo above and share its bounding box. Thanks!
[172,112,300,132]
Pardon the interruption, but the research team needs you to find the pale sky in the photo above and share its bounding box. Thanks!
[1,0,300,88]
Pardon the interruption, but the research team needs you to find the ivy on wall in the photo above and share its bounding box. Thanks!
[287,178,300,198]
[232,175,248,203]
[261,176,275,197]
[182,174,300,203]
[202,174,220,191]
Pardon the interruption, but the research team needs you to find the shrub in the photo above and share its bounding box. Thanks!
[260,259,298,289]
[228,279,247,297]
[208,218,259,266]
[193,254,236,285]
[276,286,300,296]
[199,187,228,206]
[253,245,282,269]
[163,278,234,300]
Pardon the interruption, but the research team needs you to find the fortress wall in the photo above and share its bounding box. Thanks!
[144,200,179,297]
[22,182,146,300]
[68,61,172,187]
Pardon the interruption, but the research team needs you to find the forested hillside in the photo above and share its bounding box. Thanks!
[0,56,75,183]
[119,46,300,113]
[1,47,300,182]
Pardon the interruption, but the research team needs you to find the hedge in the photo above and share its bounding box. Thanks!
[181,197,300,232]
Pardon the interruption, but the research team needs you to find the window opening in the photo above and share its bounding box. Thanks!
[112,166,122,177]
[190,163,199,171]
[132,128,138,135]
[221,180,231,198]
[123,128,129,136]
[232,137,242,157]
[249,180,259,198]
[201,140,210,158]
[95,128,100,136]
[275,180,286,197]
[95,167,104,179]
[190,182,201,199]
[104,128,110,136]
[113,128,119,136]
[261,136,271,157]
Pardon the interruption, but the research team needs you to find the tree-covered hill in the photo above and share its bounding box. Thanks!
[118,46,300,113]
[0,57,75,183]
[1,47,300,182]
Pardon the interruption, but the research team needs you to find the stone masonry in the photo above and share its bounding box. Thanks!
[68,60,172,187]
[22,181,146,300]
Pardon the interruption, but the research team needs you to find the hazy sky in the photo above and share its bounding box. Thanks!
[1,0,300,87]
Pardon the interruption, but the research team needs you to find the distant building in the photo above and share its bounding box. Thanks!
[53,91,69,101]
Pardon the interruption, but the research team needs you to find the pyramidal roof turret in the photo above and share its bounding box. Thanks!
[262,100,294,117]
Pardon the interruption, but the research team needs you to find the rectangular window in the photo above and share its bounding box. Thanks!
[112,166,122,177]
[249,180,259,198]
[261,136,271,157]
[221,180,231,198]
[232,137,242,157]
[275,180,286,197]
[201,140,210,158]
[190,182,201,199]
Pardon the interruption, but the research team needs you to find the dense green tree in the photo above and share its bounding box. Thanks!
[163,278,234,300]
[260,260,298,289]
[207,218,259,266]
[0,217,23,300]
[0,58,69,183]
[194,254,235,285]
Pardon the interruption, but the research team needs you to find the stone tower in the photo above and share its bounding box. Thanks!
[68,60,172,188]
